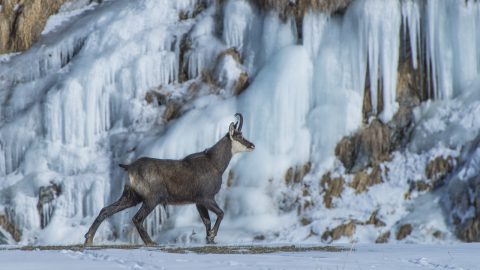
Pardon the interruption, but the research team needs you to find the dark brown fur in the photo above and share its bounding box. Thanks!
[84,115,254,246]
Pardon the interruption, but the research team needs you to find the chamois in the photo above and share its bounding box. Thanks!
[84,113,255,246]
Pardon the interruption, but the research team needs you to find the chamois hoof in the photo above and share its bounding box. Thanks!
[206,230,216,244]
[84,236,93,247]
[144,241,157,247]
[206,237,216,244]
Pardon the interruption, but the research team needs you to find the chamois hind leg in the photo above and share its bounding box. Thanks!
[132,202,156,246]
[196,204,211,241]
[200,199,224,244]
[84,185,141,246]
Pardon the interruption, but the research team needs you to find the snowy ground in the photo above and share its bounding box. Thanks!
[0,243,479,270]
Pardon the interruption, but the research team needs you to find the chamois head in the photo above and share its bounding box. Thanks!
[229,113,255,154]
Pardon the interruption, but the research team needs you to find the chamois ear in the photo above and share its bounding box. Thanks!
[229,122,235,137]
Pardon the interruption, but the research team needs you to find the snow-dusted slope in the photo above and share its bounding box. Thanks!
[1,0,480,245]
[2,244,480,270]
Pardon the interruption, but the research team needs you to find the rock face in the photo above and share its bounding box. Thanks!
[0,214,21,242]
[375,231,390,243]
[285,162,312,186]
[349,165,383,194]
[425,156,455,188]
[446,174,480,242]
[321,220,356,242]
[396,224,412,240]
[364,210,386,227]
[335,119,391,173]
[320,173,345,209]
[213,48,249,96]
[37,183,62,229]
[0,230,7,244]
[0,0,66,53]
[335,58,418,174]
[252,0,353,16]
[440,137,480,242]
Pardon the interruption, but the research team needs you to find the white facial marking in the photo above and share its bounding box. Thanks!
[231,137,249,155]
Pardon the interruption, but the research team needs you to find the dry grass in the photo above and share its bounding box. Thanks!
[6,244,348,254]
[0,0,65,53]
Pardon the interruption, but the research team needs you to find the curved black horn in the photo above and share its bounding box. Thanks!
[234,113,243,131]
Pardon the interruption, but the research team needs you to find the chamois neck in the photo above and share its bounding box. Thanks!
[206,134,232,173]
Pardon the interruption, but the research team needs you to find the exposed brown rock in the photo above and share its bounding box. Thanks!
[285,162,311,186]
[426,156,456,188]
[0,214,21,242]
[0,0,66,53]
[362,62,384,120]
[233,72,249,96]
[433,230,445,239]
[390,106,415,149]
[396,58,421,107]
[300,217,311,226]
[251,0,352,16]
[447,179,470,226]
[163,101,182,122]
[375,231,390,243]
[321,220,356,242]
[302,199,312,210]
[396,224,413,240]
[362,78,373,123]
[350,165,383,194]
[360,120,391,163]
[335,137,356,172]
[217,47,242,64]
[285,167,294,185]
[178,10,189,21]
[201,69,219,91]
[456,219,480,242]
[187,81,201,93]
[253,234,265,241]
[37,183,61,229]
[335,119,391,173]
[320,172,345,208]
[364,209,386,227]
[227,170,235,188]
[178,33,192,83]
[213,48,250,95]
[192,0,207,18]
[415,180,431,192]
[145,90,168,105]
[450,174,480,242]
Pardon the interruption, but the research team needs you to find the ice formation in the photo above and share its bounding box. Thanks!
[0,0,480,245]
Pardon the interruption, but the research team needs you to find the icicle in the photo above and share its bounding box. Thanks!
[401,0,421,69]
[174,0,198,12]
[134,52,178,98]
[0,110,39,174]
[302,12,329,59]
[260,13,297,66]
[0,142,5,176]
[361,0,401,121]
[223,0,253,52]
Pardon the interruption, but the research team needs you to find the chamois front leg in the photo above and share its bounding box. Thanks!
[196,204,211,239]
[200,199,224,244]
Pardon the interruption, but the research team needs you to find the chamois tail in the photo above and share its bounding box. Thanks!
[119,164,129,170]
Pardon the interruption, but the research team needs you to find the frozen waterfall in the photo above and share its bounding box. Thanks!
[0,0,480,245]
